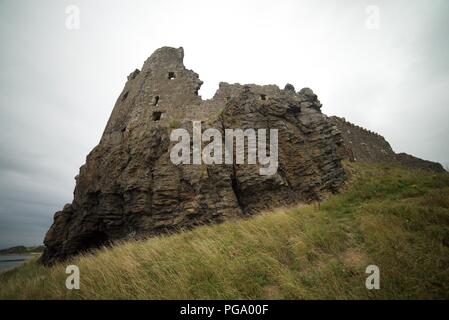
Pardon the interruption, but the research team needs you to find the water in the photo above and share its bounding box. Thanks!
[0,254,33,273]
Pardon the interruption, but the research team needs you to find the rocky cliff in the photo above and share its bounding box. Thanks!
[40,47,347,265]
[40,47,445,265]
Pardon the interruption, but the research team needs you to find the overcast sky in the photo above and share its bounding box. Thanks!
[1,0,448,249]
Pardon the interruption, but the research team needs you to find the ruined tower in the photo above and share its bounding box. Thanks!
[40,47,347,264]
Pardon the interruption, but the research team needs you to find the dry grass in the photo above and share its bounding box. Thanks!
[1,161,449,299]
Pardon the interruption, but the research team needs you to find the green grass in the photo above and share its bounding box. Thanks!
[1,162,449,299]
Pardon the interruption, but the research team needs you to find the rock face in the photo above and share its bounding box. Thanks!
[395,152,445,173]
[40,47,446,265]
[330,116,445,172]
[40,47,347,265]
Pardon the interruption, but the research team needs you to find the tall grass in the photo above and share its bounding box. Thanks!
[1,162,449,299]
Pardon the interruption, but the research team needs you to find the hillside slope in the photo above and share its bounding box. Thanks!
[1,162,449,299]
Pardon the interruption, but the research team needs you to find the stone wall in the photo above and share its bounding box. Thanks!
[329,116,445,172]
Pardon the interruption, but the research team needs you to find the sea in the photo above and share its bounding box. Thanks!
[0,254,33,273]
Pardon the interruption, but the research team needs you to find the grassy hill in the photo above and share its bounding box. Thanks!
[1,162,449,299]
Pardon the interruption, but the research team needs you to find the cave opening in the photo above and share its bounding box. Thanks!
[78,230,110,253]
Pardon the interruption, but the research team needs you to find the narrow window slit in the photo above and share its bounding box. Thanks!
[152,111,163,121]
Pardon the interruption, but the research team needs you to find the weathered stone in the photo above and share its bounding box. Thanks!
[329,116,445,172]
[40,47,347,265]
[40,46,445,265]
[284,83,295,92]
[395,152,445,172]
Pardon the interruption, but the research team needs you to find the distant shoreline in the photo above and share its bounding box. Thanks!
[0,258,29,262]
[0,252,41,256]
[0,253,35,273]
[0,245,44,256]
